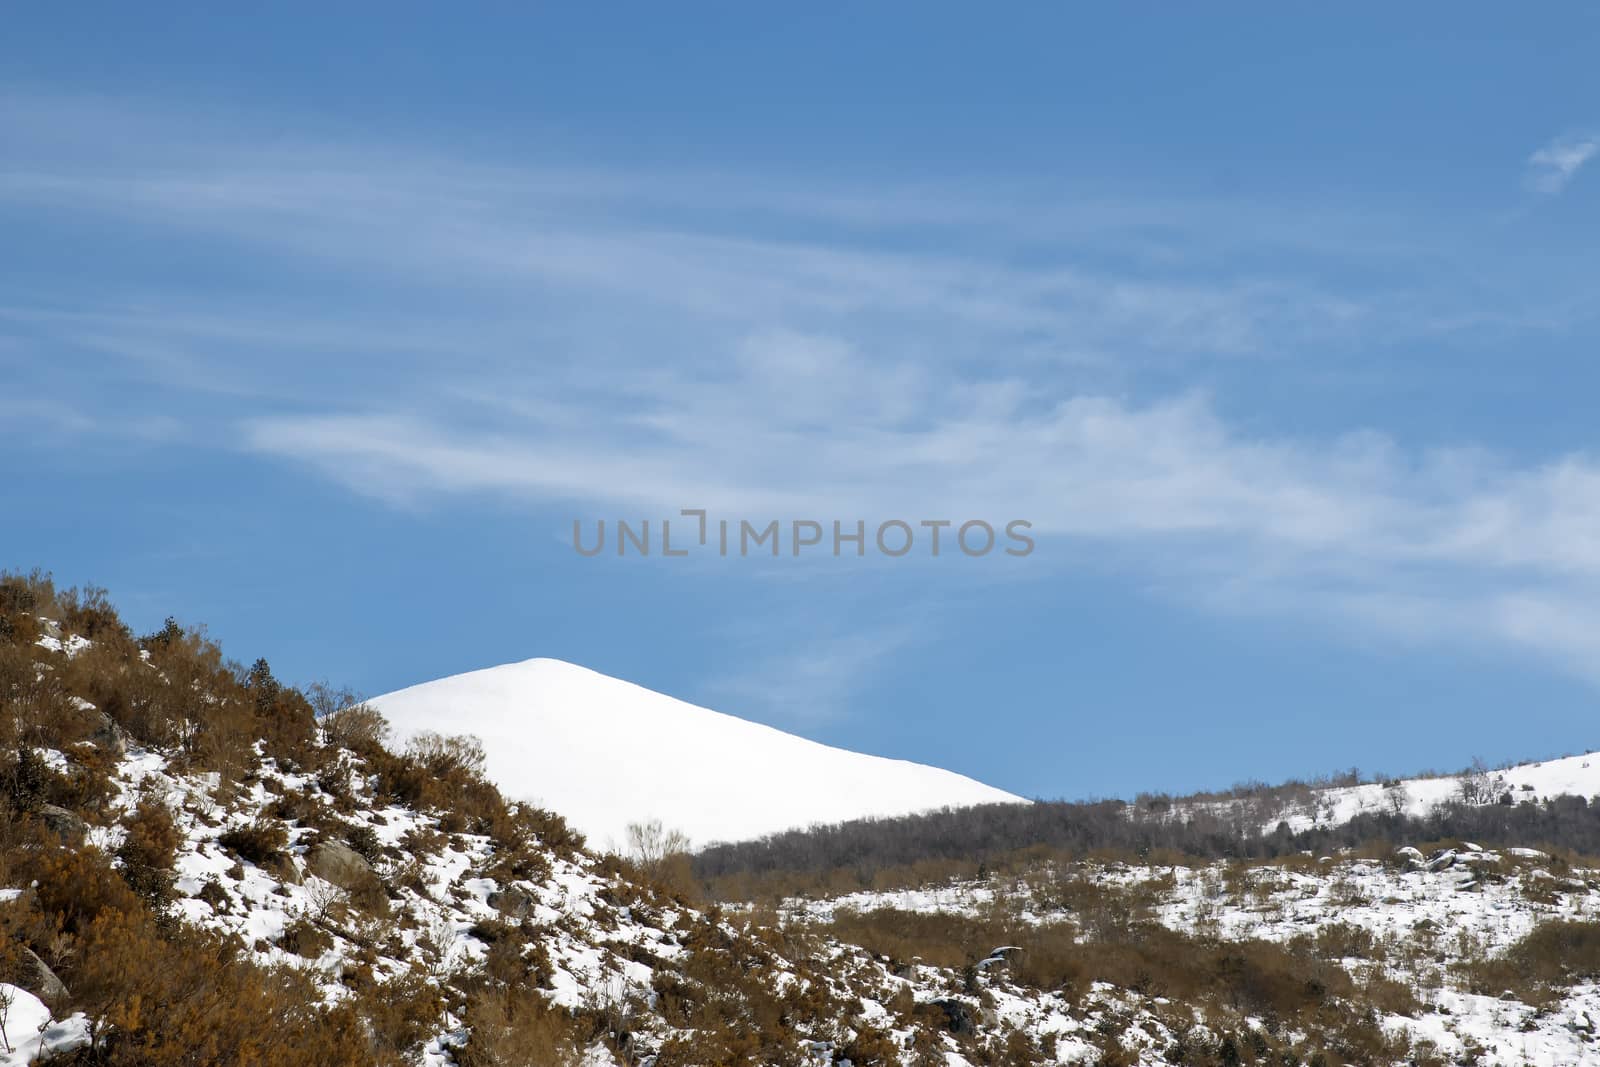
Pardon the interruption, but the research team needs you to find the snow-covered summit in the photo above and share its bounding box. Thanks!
[368,657,1027,849]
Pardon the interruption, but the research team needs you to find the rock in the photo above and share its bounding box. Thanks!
[1426,850,1457,873]
[487,886,536,919]
[922,998,978,1036]
[268,853,304,885]
[38,804,86,842]
[306,840,374,891]
[977,945,1022,969]
[1395,846,1426,869]
[14,947,68,1007]
[90,712,127,758]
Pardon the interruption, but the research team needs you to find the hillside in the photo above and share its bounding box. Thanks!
[368,657,1027,849]
[1198,751,1600,833]
[4,572,1600,1066]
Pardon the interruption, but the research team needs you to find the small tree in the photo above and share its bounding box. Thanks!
[625,818,691,874]
[140,616,184,651]
[1459,757,1496,806]
[245,657,281,710]
[308,685,389,755]
[407,732,486,778]
[1384,782,1411,816]
[0,979,12,1054]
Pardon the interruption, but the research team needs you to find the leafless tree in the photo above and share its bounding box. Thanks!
[625,818,691,873]
[0,980,14,1054]
[1459,757,1496,806]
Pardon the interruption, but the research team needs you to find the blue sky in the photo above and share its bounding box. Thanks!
[5,6,1599,801]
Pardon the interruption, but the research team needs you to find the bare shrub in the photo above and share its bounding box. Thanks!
[317,694,389,757]
[458,987,582,1067]
[626,818,690,867]
[407,731,486,778]
[218,816,290,866]
[1464,919,1600,1006]
[116,798,183,912]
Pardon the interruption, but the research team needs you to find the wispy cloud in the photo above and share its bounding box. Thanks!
[702,620,922,726]
[239,368,1600,683]
[10,94,1600,696]
[1525,133,1599,194]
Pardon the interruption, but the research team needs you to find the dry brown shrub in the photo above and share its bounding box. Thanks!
[346,965,444,1060]
[1464,919,1600,1006]
[318,699,390,758]
[66,907,371,1067]
[117,798,183,911]
[458,987,583,1067]
[218,816,290,866]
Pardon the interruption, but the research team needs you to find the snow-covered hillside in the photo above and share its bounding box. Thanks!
[369,657,1027,849]
[1193,750,1600,834]
[11,577,1600,1067]
[786,852,1600,1065]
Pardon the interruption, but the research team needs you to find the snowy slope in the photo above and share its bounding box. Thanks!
[1203,749,1600,833]
[368,657,1027,849]
[1304,751,1600,827]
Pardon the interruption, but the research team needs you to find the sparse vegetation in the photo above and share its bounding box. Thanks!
[696,789,1600,902]
[1464,920,1600,1007]
[3,568,1598,1066]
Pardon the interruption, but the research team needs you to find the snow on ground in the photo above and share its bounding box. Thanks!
[17,621,1600,1064]
[787,851,1600,1065]
[92,738,682,1019]
[1184,749,1600,833]
[22,737,1053,1065]
[42,731,1600,1065]
[0,986,89,1066]
[370,656,1027,849]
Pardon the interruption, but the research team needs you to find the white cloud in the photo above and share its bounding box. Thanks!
[1525,133,1599,194]
[11,96,1600,691]
[702,622,922,726]
[240,359,1600,680]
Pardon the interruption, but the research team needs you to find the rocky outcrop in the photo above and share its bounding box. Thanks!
[268,853,303,886]
[488,886,536,919]
[306,840,373,891]
[922,998,978,1036]
[91,712,128,758]
[10,946,69,1007]
[39,804,86,842]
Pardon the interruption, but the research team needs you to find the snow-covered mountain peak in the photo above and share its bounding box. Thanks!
[368,656,1027,849]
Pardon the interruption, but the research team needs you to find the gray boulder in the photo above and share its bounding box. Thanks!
[488,886,536,919]
[922,998,978,1036]
[268,853,304,885]
[39,804,86,842]
[91,712,128,758]
[306,840,374,891]
[6,953,68,1011]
